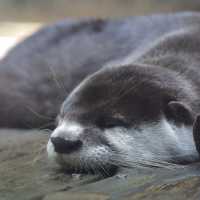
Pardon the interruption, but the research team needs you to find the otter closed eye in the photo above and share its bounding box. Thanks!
[95,117,130,129]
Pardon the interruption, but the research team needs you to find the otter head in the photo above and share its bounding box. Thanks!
[47,64,199,175]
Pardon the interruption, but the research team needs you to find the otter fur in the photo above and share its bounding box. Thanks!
[1,12,200,174]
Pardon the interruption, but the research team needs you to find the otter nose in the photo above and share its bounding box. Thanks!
[51,137,82,154]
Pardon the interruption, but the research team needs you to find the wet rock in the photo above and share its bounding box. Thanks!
[43,192,109,200]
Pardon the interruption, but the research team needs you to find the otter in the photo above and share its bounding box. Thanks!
[1,12,200,175]
[47,12,200,174]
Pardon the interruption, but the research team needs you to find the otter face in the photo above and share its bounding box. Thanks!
[47,65,198,175]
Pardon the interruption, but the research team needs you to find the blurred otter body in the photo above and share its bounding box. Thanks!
[1,12,200,128]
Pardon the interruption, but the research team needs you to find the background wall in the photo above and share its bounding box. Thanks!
[0,0,200,58]
[0,0,200,22]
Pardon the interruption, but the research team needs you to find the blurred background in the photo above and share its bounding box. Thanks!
[0,0,200,58]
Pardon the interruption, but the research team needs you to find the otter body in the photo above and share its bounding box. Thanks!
[1,12,200,173]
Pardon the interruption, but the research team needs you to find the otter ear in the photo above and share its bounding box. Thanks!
[193,115,200,155]
[165,101,194,124]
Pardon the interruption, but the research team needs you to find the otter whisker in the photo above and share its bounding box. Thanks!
[96,158,111,177]
[47,64,68,94]
[78,156,84,174]
[20,120,54,130]
[87,160,96,174]
[24,105,54,120]
[41,129,52,135]
[74,157,78,174]
[93,161,102,175]
[31,144,47,165]
[110,150,181,170]
[32,121,56,131]
[82,157,89,173]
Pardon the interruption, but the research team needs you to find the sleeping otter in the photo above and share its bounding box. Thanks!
[1,12,200,175]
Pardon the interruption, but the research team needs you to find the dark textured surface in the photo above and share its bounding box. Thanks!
[1,0,200,22]
[1,129,200,200]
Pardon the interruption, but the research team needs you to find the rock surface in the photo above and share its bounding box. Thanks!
[1,129,200,200]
